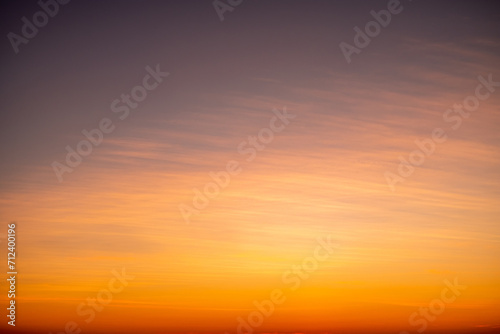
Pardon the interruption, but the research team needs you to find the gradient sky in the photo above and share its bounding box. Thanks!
[1,1,500,333]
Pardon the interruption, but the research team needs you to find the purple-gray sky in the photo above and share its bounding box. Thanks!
[1,1,500,333]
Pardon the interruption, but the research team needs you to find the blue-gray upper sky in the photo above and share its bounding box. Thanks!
[1,1,500,333]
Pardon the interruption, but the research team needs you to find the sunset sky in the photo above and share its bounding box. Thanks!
[1,1,500,333]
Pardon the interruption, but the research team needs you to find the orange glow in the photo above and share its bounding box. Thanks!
[1,2,500,333]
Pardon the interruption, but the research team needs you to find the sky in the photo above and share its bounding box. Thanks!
[1,0,500,333]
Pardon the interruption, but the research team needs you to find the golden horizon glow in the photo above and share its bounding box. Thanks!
[1,1,500,333]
